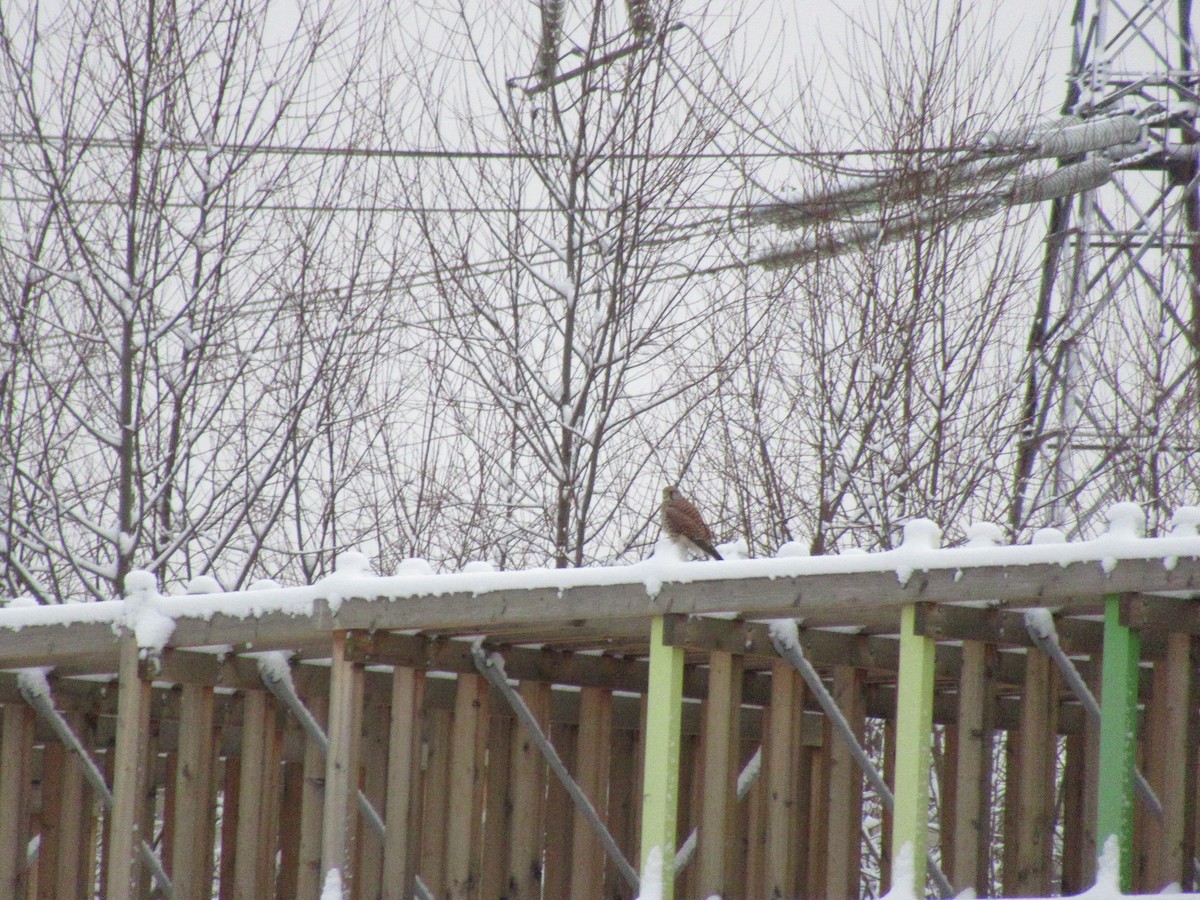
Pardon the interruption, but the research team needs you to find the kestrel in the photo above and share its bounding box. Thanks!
[660,485,723,560]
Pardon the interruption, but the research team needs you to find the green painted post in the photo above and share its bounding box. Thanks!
[1097,593,1140,890]
[891,604,936,895]
[640,615,685,898]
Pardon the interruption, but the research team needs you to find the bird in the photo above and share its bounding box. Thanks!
[660,485,723,560]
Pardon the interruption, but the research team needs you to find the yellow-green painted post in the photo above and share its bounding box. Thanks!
[640,615,685,898]
[1097,594,1140,890]
[891,604,936,894]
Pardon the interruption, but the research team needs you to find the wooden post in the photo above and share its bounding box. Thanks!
[383,666,425,900]
[640,615,685,899]
[697,650,743,898]
[570,688,613,897]
[105,633,154,900]
[827,665,866,900]
[951,642,994,895]
[892,603,936,893]
[1098,594,1140,890]
[172,683,217,899]
[0,703,34,897]
[322,631,365,890]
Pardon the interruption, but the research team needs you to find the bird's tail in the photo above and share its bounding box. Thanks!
[694,539,723,561]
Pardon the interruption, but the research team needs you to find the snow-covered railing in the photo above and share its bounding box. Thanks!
[1,505,1198,668]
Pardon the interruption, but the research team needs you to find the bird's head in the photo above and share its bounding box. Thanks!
[663,485,681,502]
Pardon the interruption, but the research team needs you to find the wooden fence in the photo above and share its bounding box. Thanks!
[0,526,1199,899]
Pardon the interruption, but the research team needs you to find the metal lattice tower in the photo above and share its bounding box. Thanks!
[1014,0,1200,534]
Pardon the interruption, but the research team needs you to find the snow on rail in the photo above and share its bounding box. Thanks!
[0,505,1197,663]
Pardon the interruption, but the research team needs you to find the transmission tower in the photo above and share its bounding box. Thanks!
[1009,0,1200,535]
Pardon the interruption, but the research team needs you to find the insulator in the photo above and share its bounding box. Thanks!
[626,0,655,37]
[536,0,565,79]
[1008,158,1112,204]
[1030,115,1140,158]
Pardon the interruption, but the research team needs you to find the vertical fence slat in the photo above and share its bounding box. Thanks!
[1143,633,1193,889]
[0,703,34,897]
[445,672,489,899]
[383,666,425,900]
[1099,594,1141,890]
[827,664,866,900]
[480,712,513,899]
[356,689,389,900]
[951,642,994,895]
[296,678,328,899]
[763,661,800,897]
[234,690,269,899]
[420,707,453,895]
[697,650,742,898]
[892,603,936,892]
[639,616,684,899]
[542,719,578,898]
[322,631,365,891]
[173,683,216,900]
[507,681,551,899]
[570,687,613,897]
[105,633,153,900]
[1010,649,1059,896]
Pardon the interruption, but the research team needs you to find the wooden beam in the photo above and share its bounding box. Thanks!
[640,616,684,898]
[4,556,1199,668]
[891,604,936,893]
[1098,594,1141,890]
[1121,594,1200,633]
[105,632,154,900]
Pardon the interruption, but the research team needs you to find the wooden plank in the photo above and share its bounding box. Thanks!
[950,641,994,894]
[50,711,90,899]
[37,739,65,900]
[1009,649,1059,895]
[806,722,830,900]
[219,757,239,899]
[356,690,389,899]
[507,681,551,899]
[445,673,489,899]
[296,681,328,899]
[1121,594,1200,633]
[640,616,684,898]
[827,665,866,900]
[276,759,304,900]
[383,666,425,900]
[569,688,613,897]
[1142,634,1193,889]
[234,690,270,899]
[419,708,452,896]
[172,683,216,899]
[0,703,34,897]
[322,631,365,890]
[480,713,513,899]
[1098,594,1141,890]
[605,718,642,900]
[5,556,1200,668]
[104,633,153,900]
[542,719,578,898]
[763,661,801,898]
[1062,726,1089,893]
[891,604,936,891]
[697,651,743,898]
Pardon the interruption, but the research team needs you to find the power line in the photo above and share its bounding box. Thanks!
[0,130,1028,161]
